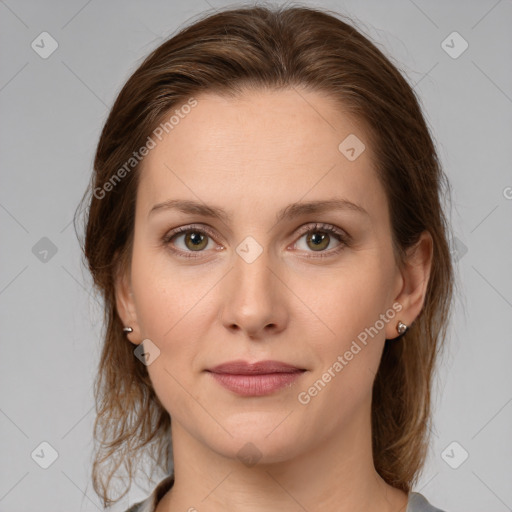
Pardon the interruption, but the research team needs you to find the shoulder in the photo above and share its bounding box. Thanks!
[407,491,447,512]
[122,474,175,512]
[122,497,152,512]
[124,502,145,512]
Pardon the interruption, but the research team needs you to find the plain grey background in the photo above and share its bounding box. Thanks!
[1,0,511,511]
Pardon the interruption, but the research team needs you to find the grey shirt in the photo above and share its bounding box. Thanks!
[124,475,447,512]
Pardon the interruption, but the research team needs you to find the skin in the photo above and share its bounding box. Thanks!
[115,87,433,512]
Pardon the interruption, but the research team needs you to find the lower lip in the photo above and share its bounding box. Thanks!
[208,371,304,396]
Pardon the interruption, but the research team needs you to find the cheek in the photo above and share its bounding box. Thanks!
[130,241,210,340]
[294,269,390,431]
[129,244,218,377]
[301,257,393,348]
[133,269,207,376]
[293,254,394,410]
[130,259,207,420]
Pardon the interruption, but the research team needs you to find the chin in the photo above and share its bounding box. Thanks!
[201,419,307,466]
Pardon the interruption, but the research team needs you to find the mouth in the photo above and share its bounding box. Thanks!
[205,360,307,396]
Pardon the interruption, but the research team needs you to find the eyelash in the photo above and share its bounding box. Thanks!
[162,222,350,260]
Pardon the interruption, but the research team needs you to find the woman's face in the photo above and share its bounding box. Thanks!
[116,88,425,464]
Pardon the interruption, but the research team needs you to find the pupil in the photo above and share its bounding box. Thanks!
[189,233,204,246]
[312,233,325,245]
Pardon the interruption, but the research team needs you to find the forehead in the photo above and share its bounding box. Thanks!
[136,88,386,222]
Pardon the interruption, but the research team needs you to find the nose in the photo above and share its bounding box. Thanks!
[220,246,289,340]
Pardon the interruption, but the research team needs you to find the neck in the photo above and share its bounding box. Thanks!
[159,406,408,512]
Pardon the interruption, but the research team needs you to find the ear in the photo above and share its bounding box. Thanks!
[386,230,433,339]
[114,257,142,345]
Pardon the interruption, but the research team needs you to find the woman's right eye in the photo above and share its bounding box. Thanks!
[163,225,221,259]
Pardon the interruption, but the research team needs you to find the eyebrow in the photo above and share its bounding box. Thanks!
[149,198,369,224]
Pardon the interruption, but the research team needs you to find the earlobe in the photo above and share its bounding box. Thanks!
[388,231,433,338]
[114,263,141,344]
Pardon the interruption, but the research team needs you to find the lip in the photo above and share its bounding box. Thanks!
[208,360,304,374]
[206,360,306,396]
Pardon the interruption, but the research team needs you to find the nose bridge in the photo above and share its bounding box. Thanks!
[234,244,273,298]
[221,237,287,337]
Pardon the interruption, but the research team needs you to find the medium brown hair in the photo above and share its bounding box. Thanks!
[77,3,455,506]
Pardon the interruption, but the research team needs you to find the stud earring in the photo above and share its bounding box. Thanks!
[123,326,133,334]
[396,321,408,336]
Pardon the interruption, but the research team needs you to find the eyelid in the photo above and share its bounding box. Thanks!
[293,222,350,243]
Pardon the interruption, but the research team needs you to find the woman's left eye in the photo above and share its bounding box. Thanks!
[162,223,349,259]
[293,223,348,257]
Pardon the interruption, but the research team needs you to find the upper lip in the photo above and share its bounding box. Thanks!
[207,360,305,375]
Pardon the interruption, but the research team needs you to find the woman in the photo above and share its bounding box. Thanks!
[78,4,454,511]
